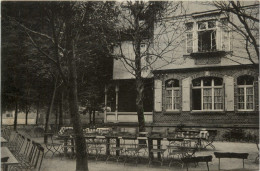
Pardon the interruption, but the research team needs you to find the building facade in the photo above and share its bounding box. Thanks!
[105,3,259,134]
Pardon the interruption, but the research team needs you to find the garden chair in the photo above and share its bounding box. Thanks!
[148,132,166,166]
[11,142,44,171]
[1,157,9,171]
[59,135,76,159]
[7,132,20,151]
[106,137,124,163]
[87,135,105,161]
[9,134,25,155]
[123,131,149,165]
[14,138,32,162]
[2,128,11,141]
[202,130,217,150]
[44,132,62,158]
[167,137,185,168]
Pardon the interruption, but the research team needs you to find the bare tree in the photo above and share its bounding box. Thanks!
[5,2,117,170]
[212,1,259,64]
[114,1,186,131]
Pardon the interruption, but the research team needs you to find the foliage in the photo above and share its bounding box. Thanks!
[2,2,119,170]
[222,128,258,142]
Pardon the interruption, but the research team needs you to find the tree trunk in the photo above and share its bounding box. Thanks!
[59,91,63,129]
[89,109,92,127]
[67,40,88,171]
[93,110,96,128]
[136,78,145,132]
[44,81,57,143]
[36,98,40,125]
[14,97,18,131]
[55,105,58,131]
[25,109,28,125]
[134,11,145,133]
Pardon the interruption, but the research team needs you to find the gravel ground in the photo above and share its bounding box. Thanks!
[33,137,259,171]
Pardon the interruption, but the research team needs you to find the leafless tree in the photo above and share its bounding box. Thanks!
[213,1,259,64]
[114,1,187,131]
[7,2,118,170]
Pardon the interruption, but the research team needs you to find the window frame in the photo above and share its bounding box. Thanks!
[192,77,224,111]
[237,76,255,111]
[186,18,231,54]
[165,79,180,112]
[197,20,217,52]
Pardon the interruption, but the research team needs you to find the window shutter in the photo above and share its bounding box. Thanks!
[223,83,225,110]
[162,84,166,112]
[190,84,193,111]
[182,77,191,111]
[224,76,234,111]
[216,21,221,51]
[154,79,162,112]
[221,29,230,51]
[187,33,193,53]
[254,80,259,111]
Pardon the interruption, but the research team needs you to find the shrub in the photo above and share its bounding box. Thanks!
[222,128,258,142]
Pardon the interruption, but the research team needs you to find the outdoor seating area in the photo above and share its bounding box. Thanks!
[1,127,44,171]
[1,125,259,171]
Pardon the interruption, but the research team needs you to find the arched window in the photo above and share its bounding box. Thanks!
[165,79,180,111]
[192,77,223,111]
[237,75,254,110]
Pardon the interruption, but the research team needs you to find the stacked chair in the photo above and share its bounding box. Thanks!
[2,130,44,171]
[2,127,12,142]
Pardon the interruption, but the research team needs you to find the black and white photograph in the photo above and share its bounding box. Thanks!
[1,1,259,171]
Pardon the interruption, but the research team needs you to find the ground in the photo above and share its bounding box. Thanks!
[29,136,259,171]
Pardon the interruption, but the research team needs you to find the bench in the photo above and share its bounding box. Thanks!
[181,155,212,171]
[214,152,249,170]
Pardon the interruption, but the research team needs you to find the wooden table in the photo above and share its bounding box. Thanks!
[169,130,205,149]
[1,147,19,171]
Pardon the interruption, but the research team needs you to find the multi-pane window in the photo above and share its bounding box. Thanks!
[186,18,230,53]
[165,79,180,111]
[198,20,217,52]
[237,75,254,111]
[192,77,223,111]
